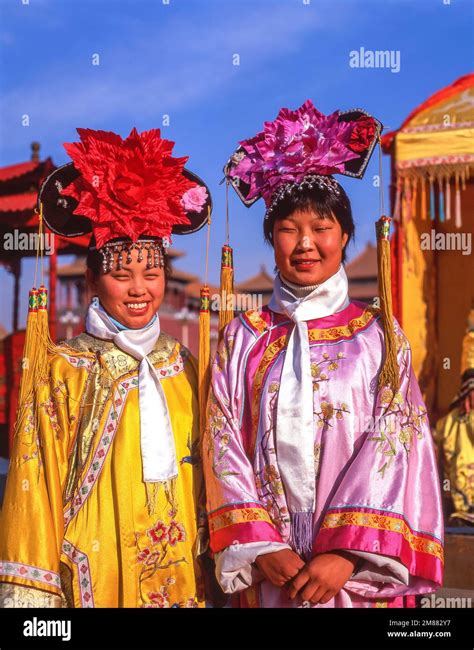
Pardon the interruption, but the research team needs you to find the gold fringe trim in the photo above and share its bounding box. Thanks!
[15,202,125,440]
[16,289,39,416]
[421,177,427,221]
[145,477,177,517]
[445,176,451,221]
[397,164,471,225]
[410,177,417,218]
[455,173,462,228]
[397,162,471,185]
[15,285,57,434]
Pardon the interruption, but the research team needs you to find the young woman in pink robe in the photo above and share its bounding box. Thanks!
[202,101,444,608]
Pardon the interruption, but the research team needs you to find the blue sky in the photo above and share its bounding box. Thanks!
[0,0,472,330]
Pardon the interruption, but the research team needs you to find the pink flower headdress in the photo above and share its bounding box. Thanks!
[224,100,381,214]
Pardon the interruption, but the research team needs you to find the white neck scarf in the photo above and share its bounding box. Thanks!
[85,301,178,483]
[268,265,350,557]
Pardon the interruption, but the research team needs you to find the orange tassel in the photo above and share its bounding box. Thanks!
[15,285,56,441]
[218,244,234,340]
[411,177,417,218]
[455,174,462,228]
[446,177,451,221]
[15,288,39,428]
[15,205,83,443]
[421,177,427,221]
[198,286,211,436]
[376,216,400,394]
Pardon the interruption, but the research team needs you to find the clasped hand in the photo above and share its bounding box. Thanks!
[255,549,357,605]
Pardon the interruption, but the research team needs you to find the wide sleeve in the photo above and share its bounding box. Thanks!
[202,318,287,589]
[313,322,444,599]
[0,354,86,607]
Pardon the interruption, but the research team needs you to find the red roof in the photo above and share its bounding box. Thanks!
[56,235,91,252]
[348,281,379,301]
[0,161,40,182]
[170,268,199,284]
[236,265,274,292]
[345,242,377,280]
[382,73,474,152]
[0,192,37,213]
[184,280,220,299]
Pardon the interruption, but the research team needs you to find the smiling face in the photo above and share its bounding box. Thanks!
[86,251,166,329]
[273,208,349,286]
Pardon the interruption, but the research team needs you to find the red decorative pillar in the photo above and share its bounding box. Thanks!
[12,258,21,332]
[49,247,57,342]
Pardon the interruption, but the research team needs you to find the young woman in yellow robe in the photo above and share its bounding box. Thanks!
[0,126,213,608]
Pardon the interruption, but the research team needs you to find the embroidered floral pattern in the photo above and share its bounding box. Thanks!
[311,351,345,391]
[253,385,290,529]
[370,384,428,476]
[63,350,184,526]
[59,354,94,371]
[0,584,63,608]
[244,310,268,336]
[315,400,350,428]
[168,521,186,546]
[0,561,61,590]
[20,431,42,470]
[156,351,184,378]
[148,522,168,545]
[146,585,171,608]
[308,308,377,343]
[208,504,274,533]
[39,397,61,438]
[206,389,240,482]
[137,514,188,607]
[365,326,430,475]
[144,579,199,609]
[261,464,284,496]
[62,540,94,607]
[214,333,235,372]
[310,351,351,432]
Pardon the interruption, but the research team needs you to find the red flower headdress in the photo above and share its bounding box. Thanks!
[38,127,212,251]
[60,127,207,249]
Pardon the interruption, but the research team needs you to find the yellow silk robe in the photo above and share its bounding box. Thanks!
[0,332,206,608]
[435,316,474,525]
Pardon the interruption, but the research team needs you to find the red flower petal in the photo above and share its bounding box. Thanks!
[61,127,196,246]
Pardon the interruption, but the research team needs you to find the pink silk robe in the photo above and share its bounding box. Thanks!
[203,301,444,608]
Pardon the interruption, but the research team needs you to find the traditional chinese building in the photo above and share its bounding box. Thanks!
[235,265,274,310]
[0,144,89,454]
[345,242,378,303]
[382,72,474,419]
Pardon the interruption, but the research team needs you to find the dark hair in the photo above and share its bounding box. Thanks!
[86,237,173,280]
[263,182,354,263]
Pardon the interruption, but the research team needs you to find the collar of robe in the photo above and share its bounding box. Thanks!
[85,301,178,485]
[279,275,320,300]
